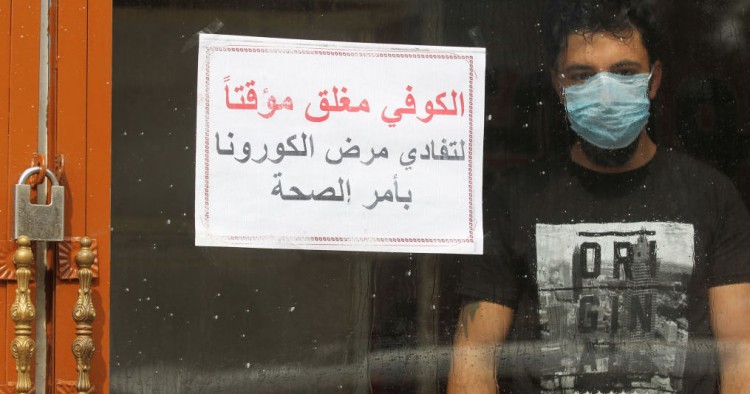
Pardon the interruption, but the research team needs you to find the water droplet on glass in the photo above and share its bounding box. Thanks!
[165,219,171,225]
[406,270,412,276]
[125,287,130,292]
[213,315,219,320]
[289,306,296,312]
[246,362,251,368]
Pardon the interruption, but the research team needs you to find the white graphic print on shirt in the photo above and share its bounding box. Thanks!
[536,222,694,393]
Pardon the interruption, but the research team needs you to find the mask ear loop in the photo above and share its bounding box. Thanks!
[555,73,575,142]
[646,67,655,95]
[558,73,567,97]
[558,73,578,103]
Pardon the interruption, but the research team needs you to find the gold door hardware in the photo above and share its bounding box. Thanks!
[8,237,99,394]
[71,237,96,394]
[57,238,100,280]
[10,166,103,393]
[9,166,98,393]
[10,165,66,394]
[10,236,35,394]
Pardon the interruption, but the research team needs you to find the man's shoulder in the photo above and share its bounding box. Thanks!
[486,155,567,197]
[481,156,574,221]
[495,154,568,184]
[658,148,735,186]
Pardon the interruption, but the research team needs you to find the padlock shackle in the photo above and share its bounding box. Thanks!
[17,166,59,186]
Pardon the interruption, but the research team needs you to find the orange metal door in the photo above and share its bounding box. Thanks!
[0,0,110,392]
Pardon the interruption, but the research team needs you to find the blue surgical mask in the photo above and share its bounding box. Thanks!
[562,72,651,150]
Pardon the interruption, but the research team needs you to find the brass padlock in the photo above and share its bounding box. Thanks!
[14,167,65,241]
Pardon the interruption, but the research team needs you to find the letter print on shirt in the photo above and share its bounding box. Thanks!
[536,222,694,393]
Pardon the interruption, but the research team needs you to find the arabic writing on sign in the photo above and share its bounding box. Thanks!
[216,132,313,164]
[224,77,294,118]
[216,132,465,166]
[224,78,464,126]
[197,34,486,254]
[362,175,413,210]
[270,172,411,210]
[215,132,466,210]
[381,85,464,127]
[271,173,351,202]
[305,86,370,122]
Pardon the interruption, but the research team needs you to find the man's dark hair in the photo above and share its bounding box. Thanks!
[543,0,664,69]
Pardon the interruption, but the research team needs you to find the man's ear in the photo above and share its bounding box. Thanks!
[648,60,663,100]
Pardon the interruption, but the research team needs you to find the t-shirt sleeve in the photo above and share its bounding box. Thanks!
[457,172,521,309]
[708,176,750,287]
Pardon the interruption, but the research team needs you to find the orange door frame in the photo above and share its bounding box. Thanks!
[1,0,111,392]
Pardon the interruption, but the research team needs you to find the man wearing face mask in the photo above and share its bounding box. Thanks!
[448,1,750,393]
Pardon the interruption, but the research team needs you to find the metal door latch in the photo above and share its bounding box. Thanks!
[14,166,65,241]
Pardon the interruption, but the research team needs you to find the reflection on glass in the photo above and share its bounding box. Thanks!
[112,1,750,392]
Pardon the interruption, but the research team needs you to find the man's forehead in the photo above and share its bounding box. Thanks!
[557,29,650,70]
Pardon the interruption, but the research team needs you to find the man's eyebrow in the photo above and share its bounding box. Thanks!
[562,64,596,73]
[609,60,643,69]
[562,61,646,75]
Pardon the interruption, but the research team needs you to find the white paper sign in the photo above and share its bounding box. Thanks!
[195,34,485,254]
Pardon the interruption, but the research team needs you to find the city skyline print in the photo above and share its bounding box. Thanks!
[536,222,695,393]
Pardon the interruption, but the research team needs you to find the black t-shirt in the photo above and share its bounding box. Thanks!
[459,148,750,393]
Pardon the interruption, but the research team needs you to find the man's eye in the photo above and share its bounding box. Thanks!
[571,73,594,82]
[616,69,636,76]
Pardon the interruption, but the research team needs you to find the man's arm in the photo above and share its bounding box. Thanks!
[709,282,750,393]
[447,301,514,394]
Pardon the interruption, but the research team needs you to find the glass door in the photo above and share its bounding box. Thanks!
[110,1,750,393]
